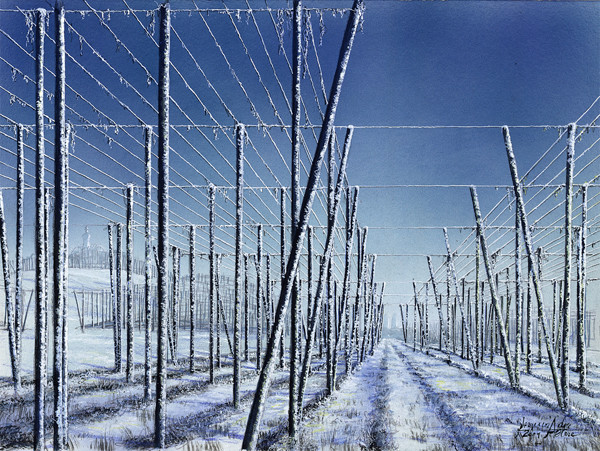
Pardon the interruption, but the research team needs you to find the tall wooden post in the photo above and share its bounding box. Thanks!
[289,0,301,424]
[33,9,48,450]
[244,254,250,361]
[53,3,68,446]
[233,124,244,408]
[15,124,24,391]
[242,0,364,441]
[561,123,576,406]
[470,187,515,387]
[144,126,152,399]
[280,187,287,370]
[189,225,196,373]
[443,228,476,369]
[255,224,263,370]
[427,256,446,354]
[577,184,587,389]
[209,184,216,382]
[475,236,481,367]
[126,184,134,382]
[503,125,564,409]
[514,209,522,386]
[154,2,170,447]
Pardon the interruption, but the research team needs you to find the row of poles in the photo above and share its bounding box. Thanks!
[397,124,589,415]
[0,1,381,450]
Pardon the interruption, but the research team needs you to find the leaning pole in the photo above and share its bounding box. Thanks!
[241,2,364,448]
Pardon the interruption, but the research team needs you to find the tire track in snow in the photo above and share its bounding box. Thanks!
[389,342,489,450]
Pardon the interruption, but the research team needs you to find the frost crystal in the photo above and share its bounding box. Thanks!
[276,10,285,54]
[318,10,326,46]
[25,11,35,48]
[146,10,156,37]
[303,12,311,78]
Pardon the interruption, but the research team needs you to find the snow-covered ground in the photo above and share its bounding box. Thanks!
[1,268,600,449]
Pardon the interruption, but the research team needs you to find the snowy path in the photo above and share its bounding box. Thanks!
[293,341,448,449]
[394,340,600,450]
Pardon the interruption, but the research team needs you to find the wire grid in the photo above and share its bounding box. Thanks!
[0,1,599,315]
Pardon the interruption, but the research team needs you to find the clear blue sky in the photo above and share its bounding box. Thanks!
[0,1,598,309]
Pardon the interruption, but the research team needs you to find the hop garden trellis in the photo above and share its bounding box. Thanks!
[0,1,599,450]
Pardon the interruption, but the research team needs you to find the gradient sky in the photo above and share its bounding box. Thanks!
[0,0,598,316]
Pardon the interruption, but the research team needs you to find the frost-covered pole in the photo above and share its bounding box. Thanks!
[233,123,245,409]
[536,248,543,364]
[343,188,359,373]
[289,1,302,438]
[216,255,222,367]
[443,228,476,370]
[526,258,532,373]
[116,224,123,366]
[189,226,196,374]
[53,2,67,444]
[505,268,511,344]
[503,125,564,408]
[412,281,418,351]
[514,210,522,386]
[297,126,354,415]
[144,126,152,399]
[265,255,272,341]
[475,235,480,366]
[306,226,313,330]
[172,247,181,362]
[561,123,576,406]
[279,187,286,370]
[15,124,24,390]
[108,225,118,369]
[427,257,446,354]
[242,0,363,441]
[126,184,134,382]
[255,224,263,369]
[0,193,18,390]
[361,254,376,361]
[577,184,587,389]
[154,2,170,446]
[470,188,515,387]
[425,284,430,350]
[33,9,47,449]
[353,228,368,362]
[244,254,249,362]
[209,184,216,382]
[61,128,70,449]
[552,280,557,351]
[326,134,335,394]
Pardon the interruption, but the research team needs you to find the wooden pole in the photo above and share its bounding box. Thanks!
[242,0,364,440]
[503,125,564,409]
[577,184,587,389]
[209,184,216,382]
[15,124,24,390]
[33,9,48,450]
[53,3,68,444]
[154,2,170,446]
[189,226,196,374]
[255,224,263,370]
[426,257,446,354]
[233,124,244,408]
[560,123,576,406]
[470,187,515,387]
[289,6,302,436]
[144,126,152,398]
[126,184,134,382]
[444,228,476,369]
[514,210,522,386]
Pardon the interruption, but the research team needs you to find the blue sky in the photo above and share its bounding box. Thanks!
[0,0,598,307]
